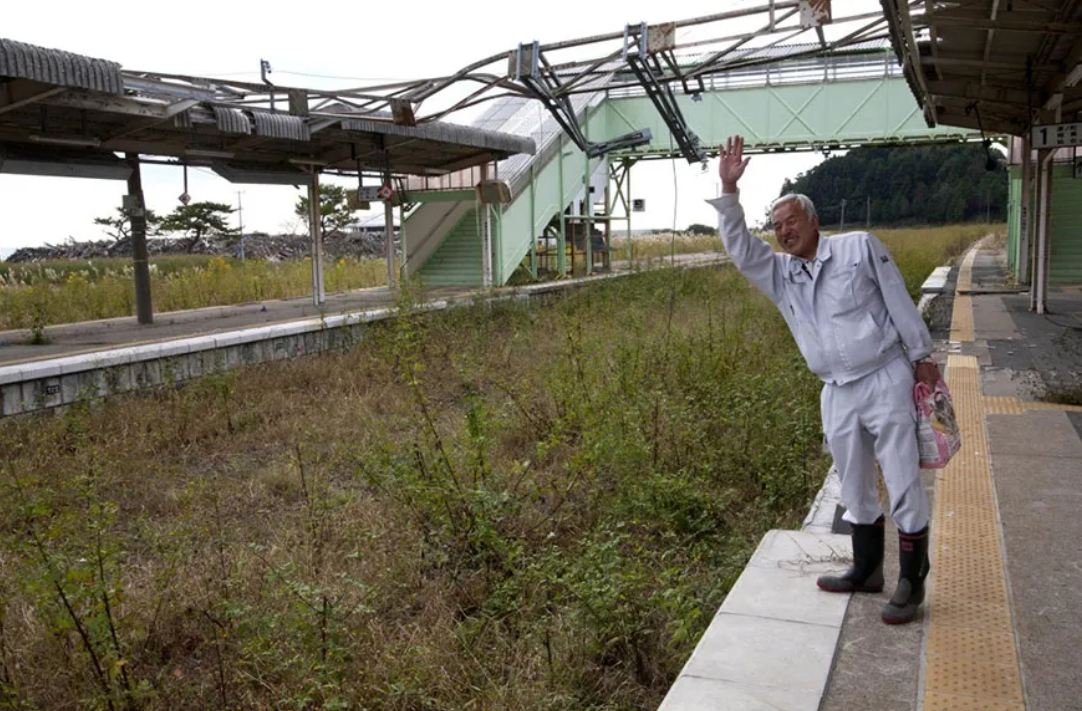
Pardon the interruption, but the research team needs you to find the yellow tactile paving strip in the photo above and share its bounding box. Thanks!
[981,396,1028,415]
[1025,401,1082,412]
[955,246,977,293]
[922,243,1026,711]
[949,295,974,342]
[923,356,1025,711]
[949,245,979,342]
[984,396,1082,415]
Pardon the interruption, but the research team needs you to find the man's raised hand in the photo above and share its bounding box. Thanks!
[719,135,750,194]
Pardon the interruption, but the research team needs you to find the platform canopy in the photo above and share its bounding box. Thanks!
[0,38,535,183]
[880,0,1082,135]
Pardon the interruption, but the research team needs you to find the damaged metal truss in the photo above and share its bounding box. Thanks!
[20,3,898,162]
[509,41,651,159]
[621,22,706,164]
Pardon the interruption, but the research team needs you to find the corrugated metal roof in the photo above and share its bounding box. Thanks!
[173,111,194,129]
[212,107,251,135]
[251,112,310,141]
[0,38,123,95]
[0,38,535,176]
[339,116,534,156]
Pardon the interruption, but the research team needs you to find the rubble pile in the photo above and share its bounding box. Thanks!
[5,231,390,263]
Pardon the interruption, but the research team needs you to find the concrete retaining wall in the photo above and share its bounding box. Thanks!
[0,310,388,417]
[0,257,726,418]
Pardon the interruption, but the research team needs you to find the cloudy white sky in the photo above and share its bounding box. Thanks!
[0,0,868,254]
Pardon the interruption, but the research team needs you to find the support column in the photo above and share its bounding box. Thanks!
[308,172,326,306]
[493,205,503,285]
[483,205,494,287]
[1019,137,1033,285]
[479,163,493,288]
[528,163,537,278]
[584,136,593,275]
[626,159,633,264]
[1030,149,1038,311]
[398,201,407,283]
[1033,149,1053,314]
[557,142,567,276]
[603,173,611,271]
[382,171,397,289]
[126,153,153,324]
[493,163,503,286]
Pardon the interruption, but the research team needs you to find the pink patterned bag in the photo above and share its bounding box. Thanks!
[914,379,961,469]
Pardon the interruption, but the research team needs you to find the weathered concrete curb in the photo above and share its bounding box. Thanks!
[917,264,952,314]
[658,530,852,711]
[802,466,843,535]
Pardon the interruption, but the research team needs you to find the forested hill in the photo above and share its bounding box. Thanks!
[780,143,1008,227]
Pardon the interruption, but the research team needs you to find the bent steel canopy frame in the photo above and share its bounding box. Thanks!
[1,2,906,174]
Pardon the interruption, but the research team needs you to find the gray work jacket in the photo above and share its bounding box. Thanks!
[708,193,932,385]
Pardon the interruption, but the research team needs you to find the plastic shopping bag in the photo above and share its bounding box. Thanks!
[914,379,961,469]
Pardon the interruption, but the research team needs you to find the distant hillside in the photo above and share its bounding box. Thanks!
[781,143,1008,227]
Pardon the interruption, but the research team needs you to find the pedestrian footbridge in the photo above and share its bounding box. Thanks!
[401,46,982,287]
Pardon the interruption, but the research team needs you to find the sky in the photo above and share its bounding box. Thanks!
[0,0,862,254]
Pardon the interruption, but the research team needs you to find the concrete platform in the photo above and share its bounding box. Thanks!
[0,253,728,417]
[822,238,1082,711]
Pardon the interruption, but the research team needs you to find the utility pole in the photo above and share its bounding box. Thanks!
[236,191,245,259]
[839,198,847,231]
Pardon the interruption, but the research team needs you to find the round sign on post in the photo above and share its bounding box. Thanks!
[377,184,394,202]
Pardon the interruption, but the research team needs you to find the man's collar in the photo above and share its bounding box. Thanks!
[787,233,829,281]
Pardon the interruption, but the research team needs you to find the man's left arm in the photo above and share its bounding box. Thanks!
[864,235,939,384]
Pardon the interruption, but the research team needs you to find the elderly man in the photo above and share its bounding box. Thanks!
[708,135,939,625]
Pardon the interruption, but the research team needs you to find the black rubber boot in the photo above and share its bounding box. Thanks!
[882,526,930,625]
[817,516,885,593]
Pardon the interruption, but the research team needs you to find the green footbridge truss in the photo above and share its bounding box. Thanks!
[401,47,981,287]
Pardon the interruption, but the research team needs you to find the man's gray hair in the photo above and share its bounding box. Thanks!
[771,193,818,221]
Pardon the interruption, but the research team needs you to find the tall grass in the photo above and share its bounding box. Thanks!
[2,223,994,332]
[611,233,722,262]
[0,256,385,330]
[615,222,997,300]
[871,223,995,298]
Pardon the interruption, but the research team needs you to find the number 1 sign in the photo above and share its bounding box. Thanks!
[1032,122,1082,150]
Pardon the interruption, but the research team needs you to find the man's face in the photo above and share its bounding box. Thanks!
[772,200,819,260]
